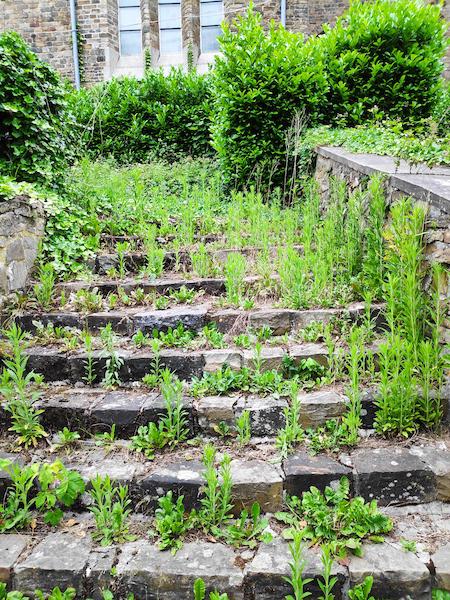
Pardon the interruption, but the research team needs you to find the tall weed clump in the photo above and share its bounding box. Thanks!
[318,0,448,126]
[71,69,213,162]
[0,31,73,186]
[211,7,327,191]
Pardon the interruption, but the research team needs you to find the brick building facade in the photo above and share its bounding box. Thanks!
[0,0,448,85]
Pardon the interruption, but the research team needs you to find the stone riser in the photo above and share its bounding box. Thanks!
[0,444,445,514]
[0,386,379,439]
[14,343,329,383]
[1,507,449,599]
[12,303,386,336]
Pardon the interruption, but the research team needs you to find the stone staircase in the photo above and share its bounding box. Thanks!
[1,238,450,599]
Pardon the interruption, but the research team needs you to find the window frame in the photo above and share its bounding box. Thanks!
[199,0,223,54]
[118,0,143,57]
[158,0,183,56]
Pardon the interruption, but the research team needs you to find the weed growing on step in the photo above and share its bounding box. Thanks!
[100,324,123,388]
[32,321,81,351]
[131,372,189,458]
[319,544,337,600]
[82,330,97,385]
[200,323,225,349]
[74,288,104,313]
[0,459,84,531]
[236,410,251,446]
[142,339,165,388]
[275,477,392,557]
[191,244,216,278]
[33,263,56,310]
[95,424,117,448]
[116,241,129,279]
[284,529,313,600]
[52,427,81,452]
[276,381,304,458]
[152,490,194,553]
[0,324,47,448]
[170,285,197,304]
[89,475,135,546]
[224,252,246,306]
[361,176,386,298]
[348,576,376,600]
[194,579,229,600]
[220,502,272,548]
[199,443,233,531]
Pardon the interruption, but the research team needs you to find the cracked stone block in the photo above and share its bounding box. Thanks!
[138,460,204,511]
[204,349,242,372]
[248,309,294,335]
[158,350,205,380]
[24,347,70,382]
[288,343,328,367]
[86,546,118,599]
[0,535,28,583]
[13,532,92,594]
[37,389,104,433]
[352,447,437,505]
[349,542,431,600]
[236,395,287,436]
[410,444,450,501]
[283,451,353,497]
[230,459,283,514]
[195,396,237,434]
[432,542,450,591]
[243,347,285,372]
[15,313,84,333]
[87,311,132,334]
[90,390,146,436]
[132,306,208,334]
[208,309,246,333]
[299,389,348,428]
[116,540,244,599]
[245,537,347,599]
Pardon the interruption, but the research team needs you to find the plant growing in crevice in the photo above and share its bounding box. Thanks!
[100,324,123,388]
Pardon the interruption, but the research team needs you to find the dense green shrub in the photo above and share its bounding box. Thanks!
[211,8,327,190]
[0,31,73,186]
[318,0,448,125]
[71,69,213,162]
[212,0,448,190]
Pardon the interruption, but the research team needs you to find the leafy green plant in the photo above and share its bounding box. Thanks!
[284,529,313,600]
[199,444,233,531]
[53,427,81,451]
[224,253,246,305]
[116,241,130,279]
[347,576,376,600]
[88,475,135,546]
[100,324,123,388]
[221,502,272,548]
[275,477,392,557]
[201,324,225,349]
[236,410,251,446]
[318,545,337,600]
[33,264,56,310]
[82,331,97,385]
[0,324,47,448]
[193,579,229,600]
[152,491,193,553]
[276,382,304,458]
[95,424,117,448]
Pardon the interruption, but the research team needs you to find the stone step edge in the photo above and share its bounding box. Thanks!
[0,387,378,437]
[12,302,385,336]
[2,521,447,598]
[16,343,330,382]
[1,443,447,512]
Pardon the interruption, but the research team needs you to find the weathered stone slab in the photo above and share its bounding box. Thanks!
[291,308,340,331]
[133,306,208,333]
[194,396,237,434]
[410,444,450,501]
[348,542,431,600]
[90,390,147,436]
[288,343,328,366]
[242,347,285,372]
[208,309,246,333]
[37,388,104,433]
[204,349,242,372]
[138,460,204,511]
[352,447,436,505]
[299,389,348,428]
[15,313,84,333]
[116,540,244,599]
[248,309,294,335]
[245,537,347,599]
[86,546,118,599]
[283,451,353,497]
[24,347,70,382]
[236,395,287,436]
[13,532,92,594]
[0,535,28,583]
[87,311,132,334]
[432,542,450,591]
[230,459,283,514]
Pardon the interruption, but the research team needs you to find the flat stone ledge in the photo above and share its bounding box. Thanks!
[0,535,28,583]
[432,542,450,591]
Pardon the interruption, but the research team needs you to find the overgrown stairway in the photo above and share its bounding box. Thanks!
[1,222,450,599]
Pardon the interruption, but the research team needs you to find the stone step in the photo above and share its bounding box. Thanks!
[1,442,448,513]
[13,302,385,336]
[0,386,376,439]
[15,343,329,383]
[2,501,450,598]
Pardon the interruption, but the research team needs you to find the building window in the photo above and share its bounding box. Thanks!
[159,0,182,55]
[118,0,142,56]
[200,0,223,53]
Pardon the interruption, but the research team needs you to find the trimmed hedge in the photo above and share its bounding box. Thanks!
[71,69,214,162]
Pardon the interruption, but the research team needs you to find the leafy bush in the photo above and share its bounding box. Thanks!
[318,0,448,126]
[70,69,213,162]
[211,8,327,190]
[0,31,73,186]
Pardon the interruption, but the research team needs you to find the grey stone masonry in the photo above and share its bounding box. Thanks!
[315,146,450,343]
[0,196,45,301]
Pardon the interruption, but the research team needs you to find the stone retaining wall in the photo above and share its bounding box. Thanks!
[0,196,45,299]
[314,146,450,341]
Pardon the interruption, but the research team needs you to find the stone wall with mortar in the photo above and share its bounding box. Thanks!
[314,146,450,341]
[0,197,46,299]
[2,0,448,85]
